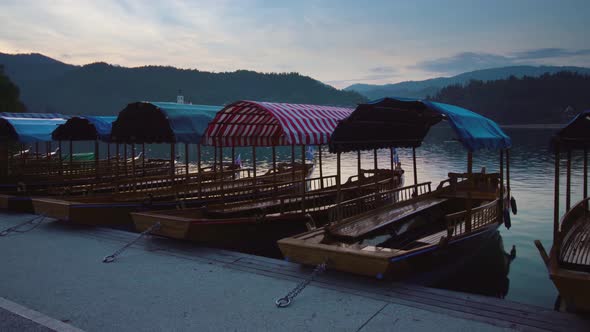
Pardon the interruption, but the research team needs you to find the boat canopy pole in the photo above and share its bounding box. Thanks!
[124,144,128,176]
[566,150,572,211]
[390,148,394,188]
[58,140,62,176]
[69,140,73,174]
[184,143,189,179]
[220,143,225,202]
[465,151,474,232]
[142,143,145,176]
[115,143,119,179]
[197,144,201,171]
[272,146,277,193]
[318,145,323,189]
[252,145,257,200]
[554,147,560,248]
[301,145,306,213]
[170,143,175,177]
[500,150,504,222]
[584,147,588,200]
[291,144,295,183]
[506,149,511,200]
[412,147,418,195]
[94,140,99,179]
[231,146,236,180]
[197,143,202,198]
[131,143,136,187]
[357,150,362,188]
[35,142,39,160]
[374,149,379,196]
[336,152,342,221]
[46,142,51,176]
[213,145,217,171]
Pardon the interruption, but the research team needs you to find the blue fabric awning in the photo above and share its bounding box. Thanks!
[330,97,512,152]
[52,116,117,142]
[0,113,68,143]
[422,100,512,151]
[111,102,223,143]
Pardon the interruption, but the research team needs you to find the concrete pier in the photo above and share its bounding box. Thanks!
[0,212,587,331]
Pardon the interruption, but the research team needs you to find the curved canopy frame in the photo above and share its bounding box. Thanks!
[111,102,222,143]
[329,97,512,153]
[204,100,353,147]
[0,113,69,143]
[52,116,116,142]
[552,110,590,151]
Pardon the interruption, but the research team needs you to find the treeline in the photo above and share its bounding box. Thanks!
[431,71,590,124]
[0,65,26,113]
[1,54,366,115]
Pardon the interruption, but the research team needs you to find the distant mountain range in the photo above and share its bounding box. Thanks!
[345,66,590,100]
[0,52,366,115]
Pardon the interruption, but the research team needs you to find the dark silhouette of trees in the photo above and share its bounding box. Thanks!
[0,65,26,113]
[431,71,590,124]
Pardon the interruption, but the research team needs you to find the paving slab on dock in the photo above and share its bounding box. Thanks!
[0,212,588,332]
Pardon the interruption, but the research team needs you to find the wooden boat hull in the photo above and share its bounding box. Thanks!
[543,246,590,312]
[0,194,33,213]
[30,197,204,227]
[133,210,313,256]
[279,222,500,280]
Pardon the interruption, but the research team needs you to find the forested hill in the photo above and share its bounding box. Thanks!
[0,53,366,115]
[346,65,590,100]
[0,65,26,113]
[431,71,590,124]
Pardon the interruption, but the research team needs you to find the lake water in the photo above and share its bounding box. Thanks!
[68,126,579,309]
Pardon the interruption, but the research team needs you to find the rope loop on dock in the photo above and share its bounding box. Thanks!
[102,222,161,263]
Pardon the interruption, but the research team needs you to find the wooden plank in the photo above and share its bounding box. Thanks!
[329,197,448,239]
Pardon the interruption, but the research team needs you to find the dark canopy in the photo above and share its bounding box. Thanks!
[551,110,590,151]
[111,102,222,143]
[330,97,512,153]
[0,113,68,143]
[52,116,116,142]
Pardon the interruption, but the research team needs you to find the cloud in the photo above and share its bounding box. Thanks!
[414,48,590,75]
[325,66,399,87]
[512,48,590,60]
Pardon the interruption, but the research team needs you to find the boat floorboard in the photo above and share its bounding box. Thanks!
[0,212,588,331]
[329,197,448,240]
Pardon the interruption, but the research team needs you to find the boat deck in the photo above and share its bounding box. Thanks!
[560,216,590,270]
[0,212,588,331]
[328,197,448,240]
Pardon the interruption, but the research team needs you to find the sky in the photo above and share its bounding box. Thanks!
[1,0,589,88]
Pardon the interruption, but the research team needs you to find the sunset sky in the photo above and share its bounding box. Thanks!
[1,0,589,88]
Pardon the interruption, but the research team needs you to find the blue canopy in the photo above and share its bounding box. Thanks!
[111,102,223,143]
[0,114,68,143]
[330,97,512,152]
[52,115,117,142]
[422,100,512,151]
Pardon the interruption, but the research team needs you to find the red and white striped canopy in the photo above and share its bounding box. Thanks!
[204,100,354,146]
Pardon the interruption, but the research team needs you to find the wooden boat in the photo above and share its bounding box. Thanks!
[278,97,514,280]
[31,162,311,226]
[132,168,404,255]
[279,173,505,279]
[535,110,590,312]
[132,100,381,254]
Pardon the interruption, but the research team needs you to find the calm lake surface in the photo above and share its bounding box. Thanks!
[73,126,577,308]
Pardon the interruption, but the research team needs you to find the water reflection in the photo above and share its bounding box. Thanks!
[428,231,515,298]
